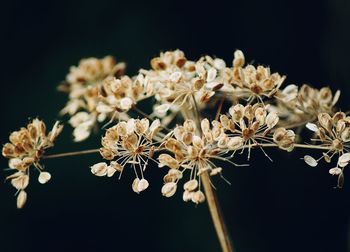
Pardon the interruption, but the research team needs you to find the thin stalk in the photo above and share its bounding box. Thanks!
[190,95,234,252]
[42,149,100,159]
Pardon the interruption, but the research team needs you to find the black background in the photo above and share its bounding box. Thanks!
[1,0,350,251]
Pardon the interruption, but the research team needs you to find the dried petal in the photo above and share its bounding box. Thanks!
[91,162,108,176]
[137,178,149,192]
[17,190,27,209]
[191,190,205,204]
[329,167,342,175]
[132,178,140,193]
[266,111,279,129]
[183,179,198,192]
[338,153,350,168]
[161,182,177,197]
[11,174,29,190]
[304,155,318,167]
[38,172,51,184]
[306,123,319,132]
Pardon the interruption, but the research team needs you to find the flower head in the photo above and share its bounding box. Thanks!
[2,119,63,208]
[231,50,286,100]
[304,112,350,187]
[59,56,126,141]
[158,119,236,204]
[91,118,161,193]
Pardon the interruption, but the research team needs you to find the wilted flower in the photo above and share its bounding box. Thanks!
[223,104,292,160]
[304,112,350,187]
[2,119,63,208]
[272,84,340,129]
[59,56,126,141]
[158,119,240,204]
[231,49,286,100]
[91,118,161,193]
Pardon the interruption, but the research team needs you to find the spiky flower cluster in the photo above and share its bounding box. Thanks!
[2,49,348,209]
[59,56,126,141]
[90,118,161,193]
[2,119,63,208]
[304,112,350,187]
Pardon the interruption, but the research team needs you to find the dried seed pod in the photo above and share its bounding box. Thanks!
[158,154,179,169]
[191,190,205,204]
[11,174,29,190]
[304,155,318,167]
[183,179,198,192]
[137,178,149,192]
[38,172,51,184]
[91,162,108,176]
[329,167,342,175]
[161,182,177,197]
[17,190,27,209]
[318,113,332,131]
[266,111,279,129]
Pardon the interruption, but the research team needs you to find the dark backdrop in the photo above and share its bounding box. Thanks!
[1,0,349,252]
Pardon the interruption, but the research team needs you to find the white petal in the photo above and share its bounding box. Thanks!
[73,126,91,142]
[17,190,27,209]
[329,167,342,175]
[266,112,279,129]
[161,182,177,197]
[137,178,149,192]
[207,68,217,82]
[96,103,114,113]
[91,162,108,176]
[306,123,319,132]
[132,178,140,193]
[38,172,51,184]
[107,166,117,177]
[338,153,350,167]
[120,97,133,110]
[169,71,182,83]
[304,155,318,167]
[155,104,170,114]
[213,58,226,70]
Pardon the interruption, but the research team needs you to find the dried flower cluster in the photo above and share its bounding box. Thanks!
[304,112,350,187]
[2,49,348,210]
[59,56,126,141]
[2,119,63,208]
[91,118,161,193]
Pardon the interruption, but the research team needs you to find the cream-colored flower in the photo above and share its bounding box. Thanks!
[231,49,286,100]
[304,112,350,188]
[157,119,238,204]
[91,118,162,193]
[2,119,63,208]
[59,56,127,141]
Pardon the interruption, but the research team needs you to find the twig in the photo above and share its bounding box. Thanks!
[42,149,100,159]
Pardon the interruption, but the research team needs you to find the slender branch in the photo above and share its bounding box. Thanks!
[132,104,171,132]
[42,149,100,159]
[191,94,202,132]
[236,143,331,151]
[190,95,234,252]
[215,94,226,121]
[201,171,234,252]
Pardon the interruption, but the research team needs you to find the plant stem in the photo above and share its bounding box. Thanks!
[190,95,235,252]
[238,143,330,151]
[42,149,100,159]
[201,171,235,252]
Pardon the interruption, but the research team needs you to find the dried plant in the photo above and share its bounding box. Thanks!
[2,49,348,252]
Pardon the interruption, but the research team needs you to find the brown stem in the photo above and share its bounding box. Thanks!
[201,171,234,252]
[189,95,235,252]
[42,149,100,159]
